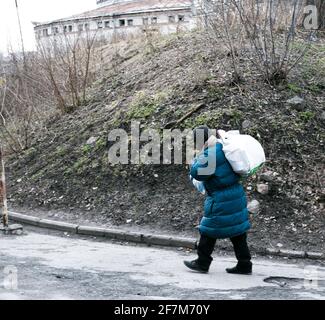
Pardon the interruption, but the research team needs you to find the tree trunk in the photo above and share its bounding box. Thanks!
[0,145,8,227]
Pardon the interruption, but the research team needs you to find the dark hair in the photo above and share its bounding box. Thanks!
[193,125,210,148]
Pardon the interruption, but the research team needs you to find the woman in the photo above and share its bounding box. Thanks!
[184,126,252,275]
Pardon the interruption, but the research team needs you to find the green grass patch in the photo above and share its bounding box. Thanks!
[287,83,302,93]
[301,44,325,89]
[299,111,315,122]
[183,110,224,129]
[206,84,225,99]
[95,137,107,150]
[127,90,169,120]
[81,144,92,154]
[55,146,68,157]
[73,157,89,174]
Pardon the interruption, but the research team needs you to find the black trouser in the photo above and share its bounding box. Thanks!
[197,232,251,268]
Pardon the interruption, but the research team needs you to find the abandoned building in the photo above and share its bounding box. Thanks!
[33,0,205,46]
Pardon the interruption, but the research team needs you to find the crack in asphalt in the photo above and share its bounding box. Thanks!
[1,253,324,300]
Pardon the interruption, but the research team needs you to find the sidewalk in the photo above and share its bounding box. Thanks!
[8,211,325,261]
[0,230,325,300]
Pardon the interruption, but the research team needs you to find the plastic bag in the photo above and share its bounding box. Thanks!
[190,175,206,195]
[217,130,266,176]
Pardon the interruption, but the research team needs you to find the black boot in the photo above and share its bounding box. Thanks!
[226,261,252,275]
[184,259,209,273]
[184,234,216,273]
[227,233,253,275]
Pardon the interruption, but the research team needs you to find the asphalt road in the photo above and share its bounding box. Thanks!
[0,227,324,300]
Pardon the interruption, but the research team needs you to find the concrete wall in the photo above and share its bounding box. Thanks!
[34,9,197,48]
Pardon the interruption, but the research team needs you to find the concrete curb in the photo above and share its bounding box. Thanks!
[9,212,196,250]
[8,211,325,260]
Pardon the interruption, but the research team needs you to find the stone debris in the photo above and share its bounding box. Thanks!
[257,183,269,195]
[247,200,260,214]
[86,136,98,145]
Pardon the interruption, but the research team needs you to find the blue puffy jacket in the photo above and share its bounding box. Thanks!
[190,143,250,239]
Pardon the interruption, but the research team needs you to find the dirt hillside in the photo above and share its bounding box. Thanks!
[6,31,325,252]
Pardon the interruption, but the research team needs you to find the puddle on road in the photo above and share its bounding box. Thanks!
[264,276,325,290]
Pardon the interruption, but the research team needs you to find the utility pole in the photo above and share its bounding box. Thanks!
[0,145,23,234]
[0,144,8,227]
[15,0,27,70]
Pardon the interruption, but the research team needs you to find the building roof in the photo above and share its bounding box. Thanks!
[36,0,192,26]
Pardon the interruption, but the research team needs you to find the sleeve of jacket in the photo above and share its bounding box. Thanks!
[190,147,217,181]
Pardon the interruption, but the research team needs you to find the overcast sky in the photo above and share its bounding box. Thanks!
[0,0,95,54]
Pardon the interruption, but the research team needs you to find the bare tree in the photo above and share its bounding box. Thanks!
[200,0,312,84]
[0,19,104,154]
[0,50,53,152]
[37,21,99,113]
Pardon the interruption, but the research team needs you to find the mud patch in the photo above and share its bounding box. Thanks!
[264,276,325,290]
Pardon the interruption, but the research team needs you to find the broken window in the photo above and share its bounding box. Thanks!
[151,17,157,24]
[143,17,149,25]
[127,19,133,26]
[43,29,48,36]
[169,16,175,23]
[178,15,185,22]
[63,26,67,33]
[52,27,59,34]
[85,23,90,30]
[119,19,125,27]
[97,21,103,29]
[68,25,73,32]
[105,21,110,28]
